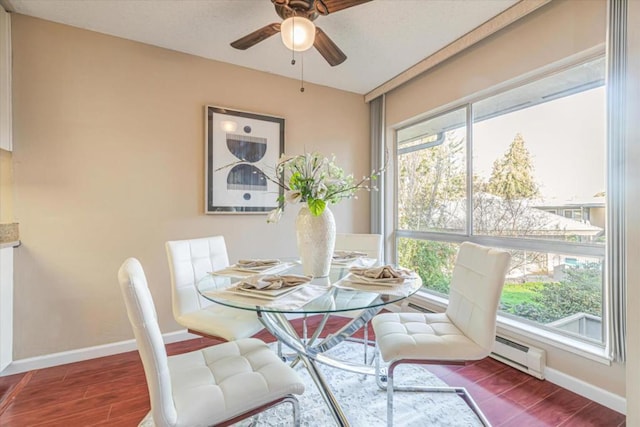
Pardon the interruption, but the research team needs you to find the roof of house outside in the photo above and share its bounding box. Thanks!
[417,193,604,237]
[532,196,606,209]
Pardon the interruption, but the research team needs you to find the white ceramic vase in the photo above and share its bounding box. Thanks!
[296,204,336,278]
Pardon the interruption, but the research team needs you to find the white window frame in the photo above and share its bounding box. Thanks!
[391,48,611,362]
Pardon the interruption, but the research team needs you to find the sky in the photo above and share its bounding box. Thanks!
[472,87,606,202]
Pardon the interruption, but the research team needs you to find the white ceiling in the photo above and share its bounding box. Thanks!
[5,0,520,94]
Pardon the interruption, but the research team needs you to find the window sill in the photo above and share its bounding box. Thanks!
[406,291,612,366]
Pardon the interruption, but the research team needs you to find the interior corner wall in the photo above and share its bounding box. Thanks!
[624,0,640,423]
[10,14,369,359]
[382,0,625,399]
[0,149,12,222]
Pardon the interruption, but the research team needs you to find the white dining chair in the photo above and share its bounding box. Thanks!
[118,258,304,427]
[333,233,383,363]
[372,242,511,426]
[165,235,264,341]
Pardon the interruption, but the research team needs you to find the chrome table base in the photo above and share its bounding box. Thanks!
[258,305,382,426]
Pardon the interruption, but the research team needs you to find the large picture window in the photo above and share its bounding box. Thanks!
[396,56,606,345]
[397,107,467,234]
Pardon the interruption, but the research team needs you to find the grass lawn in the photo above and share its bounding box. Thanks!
[500,281,545,309]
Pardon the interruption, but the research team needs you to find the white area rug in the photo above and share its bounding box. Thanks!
[242,342,481,427]
[141,342,483,427]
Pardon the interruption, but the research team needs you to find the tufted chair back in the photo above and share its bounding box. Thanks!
[445,242,511,353]
[165,236,229,319]
[118,258,177,426]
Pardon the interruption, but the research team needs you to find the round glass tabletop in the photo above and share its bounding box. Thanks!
[196,261,422,314]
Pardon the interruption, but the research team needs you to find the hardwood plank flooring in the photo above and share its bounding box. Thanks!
[0,315,625,426]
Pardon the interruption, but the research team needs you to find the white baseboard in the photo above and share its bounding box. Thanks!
[0,330,195,376]
[386,303,625,414]
[0,325,628,416]
[0,315,345,376]
[545,367,626,415]
[385,302,403,313]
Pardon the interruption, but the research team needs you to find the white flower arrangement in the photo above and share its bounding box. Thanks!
[266,152,383,223]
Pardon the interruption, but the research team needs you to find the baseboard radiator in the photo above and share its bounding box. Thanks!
[491,336,546,379]
[405,303,546,380]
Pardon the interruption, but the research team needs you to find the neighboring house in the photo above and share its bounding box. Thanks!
[533,196,606,229]
[413,192,604,242]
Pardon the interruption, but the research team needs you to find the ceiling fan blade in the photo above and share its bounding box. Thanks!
[314,27,346,66]
[230,23,281,50]
[314,0,372,15]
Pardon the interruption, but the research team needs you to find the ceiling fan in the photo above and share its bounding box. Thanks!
[230,0,372,66]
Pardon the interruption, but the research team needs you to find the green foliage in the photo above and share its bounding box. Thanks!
[473,134,540,238]
[398,238,457,294]
[499,263,602,324]
[486,133,540,200]
[266,152,383,222]
[397,132,466,231]
[399,237,603,327]
[500,282,544,310]
[531,263,602,323]
[396,129,601,328]
[283,153,358,213]
[307,198,326,216]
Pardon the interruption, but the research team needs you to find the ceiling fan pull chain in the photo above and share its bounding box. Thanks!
[290,18,296,65]
[300,53,305,92]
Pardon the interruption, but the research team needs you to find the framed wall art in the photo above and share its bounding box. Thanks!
[205,106,284,214]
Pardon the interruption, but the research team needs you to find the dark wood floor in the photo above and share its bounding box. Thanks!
[0,316,626,426]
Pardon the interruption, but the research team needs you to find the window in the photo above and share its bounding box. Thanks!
[397,108,467,234]
[396,56,606,345]
[563,209,584,221]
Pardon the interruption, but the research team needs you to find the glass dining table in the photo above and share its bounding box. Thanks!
[197,260,422,427]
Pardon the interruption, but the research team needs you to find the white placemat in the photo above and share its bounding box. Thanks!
[332,275,421,297]
[211,262,296,278]
[204,282,332,311]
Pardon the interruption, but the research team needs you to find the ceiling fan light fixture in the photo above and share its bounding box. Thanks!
[280,16,315,52]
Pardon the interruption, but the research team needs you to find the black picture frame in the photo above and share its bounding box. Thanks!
[205,106,285,214]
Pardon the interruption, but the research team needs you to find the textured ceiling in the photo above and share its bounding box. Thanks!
[6,0,520,94]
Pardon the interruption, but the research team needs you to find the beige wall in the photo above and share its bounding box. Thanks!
[0,149,12,222]
[625,0,640,422]
[386,0,605,125]
[10,15,369,358]
[384,0,626,399]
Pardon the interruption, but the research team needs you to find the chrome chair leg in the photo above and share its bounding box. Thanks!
[375,344,491,427]
[247,414,260,427]
[363,322,369,364]
[375,344,387,389]
[373,346,396,426]
[387,362,395,427]
[219,394,301,427]
[286,395,301,427]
